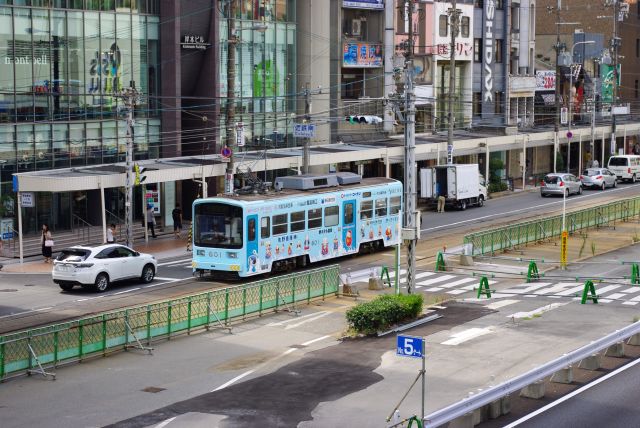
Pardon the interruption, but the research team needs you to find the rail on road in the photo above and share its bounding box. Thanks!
[0,265,340,381]
[464,196,640,256]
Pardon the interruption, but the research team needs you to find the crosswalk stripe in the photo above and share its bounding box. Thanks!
[623,301,639,306]
[424,287,444,292]
[593,285,621,295]
[437,277,477,289]
[447,289,467,295]
[604,293,625,300]
[628,293,640,302]
[417,275,456,287]
[620,287,640,294]
[501,283,553,294]
[460,280,495,291]
[533,283,579,295]
[556,285,586,296]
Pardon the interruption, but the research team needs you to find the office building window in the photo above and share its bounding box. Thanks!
[461,16,470,38]
[473,92,482,116]
[474,38,482,62]
[495,39,503,63]
[439,15,448,37]
[496,0,503,9]
[495,92,504,114]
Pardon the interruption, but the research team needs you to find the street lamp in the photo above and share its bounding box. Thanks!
[567,40,595,174]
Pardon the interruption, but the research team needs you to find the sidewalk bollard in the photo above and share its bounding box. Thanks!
[435,252,446,272]
[526,260,539,283]
[632,263,639,285]
[477,276,492,299]
[581,280,598,304]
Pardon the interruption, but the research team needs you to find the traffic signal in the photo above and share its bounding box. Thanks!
[345,115,383,124]
[134,163,147,186]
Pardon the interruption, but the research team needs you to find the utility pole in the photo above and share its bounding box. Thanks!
[553,0,561,173]
[120,85,138,248]
[403,0,417,294]
[610,0,620,157]
[302,82,311,174]
[447,0,461,165]
[224,0,237,194]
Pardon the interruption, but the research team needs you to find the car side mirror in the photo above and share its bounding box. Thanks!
[134,251,140,257]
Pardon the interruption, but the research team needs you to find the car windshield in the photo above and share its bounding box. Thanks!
[56,249,90,262]
[544,175,560,184]
[194,202,243,249]
[583,169,602,176]
[608,157,628,166]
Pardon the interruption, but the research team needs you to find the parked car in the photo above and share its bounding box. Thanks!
[580,168,617,190]
[52,244,157,292]
[540,173,583,197]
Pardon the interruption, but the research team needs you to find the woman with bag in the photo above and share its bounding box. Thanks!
[41,223,54,263]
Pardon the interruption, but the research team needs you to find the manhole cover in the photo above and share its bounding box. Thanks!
[141,386,166,393]
[0,289,18,292]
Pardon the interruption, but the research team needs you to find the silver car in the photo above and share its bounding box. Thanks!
[580,168,617,190]
[540,173,583,197]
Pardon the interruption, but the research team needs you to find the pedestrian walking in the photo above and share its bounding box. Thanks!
[106,223,116,243]
[172,203,183,238]
[146,205,157,238]
[41,223,54,263]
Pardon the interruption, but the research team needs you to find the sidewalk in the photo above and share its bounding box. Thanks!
[0,233,191,274]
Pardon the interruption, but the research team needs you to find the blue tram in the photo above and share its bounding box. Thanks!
[191,173,402,278]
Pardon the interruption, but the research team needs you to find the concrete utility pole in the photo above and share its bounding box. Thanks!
[447,0,461,165]
[302,82,311,174]
[120,85,138,248]
[403,0,417,294]
[610,0,620,156]
[553,0,561,173]
[224,0,237,194]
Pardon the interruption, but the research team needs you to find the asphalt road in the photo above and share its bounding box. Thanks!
[506,358,640,428]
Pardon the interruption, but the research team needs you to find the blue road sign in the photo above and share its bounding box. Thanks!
[396,335,424,359]
[293,123,316,138]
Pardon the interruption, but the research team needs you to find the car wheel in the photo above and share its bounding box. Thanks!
[601,183,606,191]
[58,282,74,291]
[141,264,155,284]
[478,195,484,207]
[460,199,467,210]
[633,174,637,184]
[541,193,547,198]
[565,189,570,198]
[613,179,617,188]
[94,273,109,292]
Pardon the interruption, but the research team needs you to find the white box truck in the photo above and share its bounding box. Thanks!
[420,164,487,210]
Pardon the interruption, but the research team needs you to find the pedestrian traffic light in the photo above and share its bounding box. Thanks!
[345,115,383,124]
[134,163,147,186]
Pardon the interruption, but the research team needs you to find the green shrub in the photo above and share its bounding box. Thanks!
[346,294,424,335]
[488,182,508,193]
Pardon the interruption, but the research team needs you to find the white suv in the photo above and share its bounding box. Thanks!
[52,244,157,292]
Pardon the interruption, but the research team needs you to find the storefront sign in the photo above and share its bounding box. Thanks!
[145,184,161,215]
[600,64,621,103]
[180,35,211,50]
[535,70,556,91]
[435,43,473,59]
[0,218,13,241]
[343,43,383,68]
[482,0,496,112]
[343,0,384,10]
[20,192,34,208]
[236,122,245,147]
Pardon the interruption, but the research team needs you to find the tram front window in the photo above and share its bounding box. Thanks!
[194,203,243,249]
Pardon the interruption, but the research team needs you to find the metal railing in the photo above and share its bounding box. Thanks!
[464,196,640,256]
[423,321,640,427]
[0,264,340,380]
[71,214,92,243]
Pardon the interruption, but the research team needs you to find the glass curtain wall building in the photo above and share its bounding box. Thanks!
[218,0,296,168]
[0,1,160,233]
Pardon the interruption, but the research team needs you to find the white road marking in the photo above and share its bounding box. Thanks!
[157,258,192,267]
[503,357,640,427]
[285,311,331,330]
[112,288,140,295]
[34,307,53,311]
[592,285,621,295]
[460,280,496,291]
[508,302,567,319]
[153,417,177,428]
[267,311,328,327]
[604,293,625,300]
[620,287,640,294]
[417,275,456,286]
[501,283,553,294]
[533,283,579,295]
[486,299,520,310]
[623,301,639,306]
[153,277,180,282]
[556,284,587,296]
[446,289,467,295]
[424,287,444,292]
[76,296,103,302]
[211,370,255,392]
[438,277,477,289]
[302,335,332,346]
[441,327,493,346]
[629,293,640,302]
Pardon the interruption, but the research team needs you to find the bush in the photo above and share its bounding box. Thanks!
[488,181,508,193]
[345,294,424,335]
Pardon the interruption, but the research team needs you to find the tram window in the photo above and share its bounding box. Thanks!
[363,192,371,198]
[376,198,387,217]
[325,206,339,227]
[344,202,354,224]
[360,200,373,220]
[291,211,306,232]
[308,208,322,229]
[248,218,256,241]
[390,196,401,215]
[273,214,288,235]
[261,217,270,238]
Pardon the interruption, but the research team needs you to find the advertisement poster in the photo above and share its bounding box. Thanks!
[343,43,383,68]
[600,64,621,103]
[535,70,556,92]
[253,59,278,98]
[343,0,384,10]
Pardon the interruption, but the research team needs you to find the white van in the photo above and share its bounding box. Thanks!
[607,155,640,182]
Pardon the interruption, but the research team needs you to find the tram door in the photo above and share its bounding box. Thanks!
[342,200,356,253]
[246,215,258,273]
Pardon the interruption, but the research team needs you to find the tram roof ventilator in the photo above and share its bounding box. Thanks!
[274,172,362,191]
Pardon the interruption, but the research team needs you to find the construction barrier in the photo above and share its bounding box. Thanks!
[435,252,446,272]
[0,264,340,381]
[464,196,640,256]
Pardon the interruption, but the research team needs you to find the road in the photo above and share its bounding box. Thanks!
[504,358,640,428]
[0,181,638,333]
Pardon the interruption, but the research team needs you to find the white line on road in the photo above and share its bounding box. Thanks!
[504,357,640,427]
[284,312,331,330]
[153,277,181,282]
[212,370,255,392]
[267,311,328,327]
[153,417,177,428]
[441,327,494,346]
[34,307,53,311]
[76,296,104,302]
[508,302,568,319]
[157,258,192,267]
[486,299,520,310]
[112,288,140,295]
[302,335,332,346]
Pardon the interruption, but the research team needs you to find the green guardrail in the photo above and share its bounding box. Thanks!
[0,264,340,380]
[464,196,640,256]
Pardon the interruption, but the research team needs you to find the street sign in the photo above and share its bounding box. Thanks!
[396,335,424,359]
[235,122,245,147]
[561,107,568,125]
[560,230,568,267]
[20,192,34,207]
[221,146,232,158]
[293,123,316,138]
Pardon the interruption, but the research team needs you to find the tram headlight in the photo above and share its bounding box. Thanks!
[227,252,238,259]
[196,249,205,256]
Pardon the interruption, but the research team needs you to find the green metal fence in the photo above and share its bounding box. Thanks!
[0,264,340,380]
[464,197,640,256]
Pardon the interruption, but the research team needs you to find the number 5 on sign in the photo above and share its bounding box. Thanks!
[396,335,424,359]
